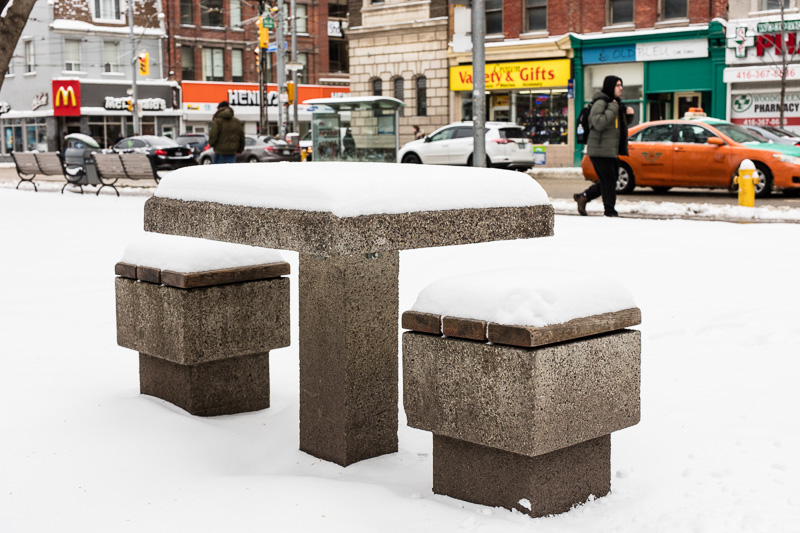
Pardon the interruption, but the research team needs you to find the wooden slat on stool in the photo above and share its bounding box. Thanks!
[488,308,642,348]
[401,311,442,335]
[443,317,487,341]
[115,262,138,279]
[161,262,291,289]
[136,265,161,284]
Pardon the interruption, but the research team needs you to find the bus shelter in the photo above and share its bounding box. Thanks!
[303,96,404,163]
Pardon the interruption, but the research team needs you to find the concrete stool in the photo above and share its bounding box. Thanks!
[114,233,290,416]
[401,270,641,517]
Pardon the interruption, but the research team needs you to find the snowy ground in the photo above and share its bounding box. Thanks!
[1,188,798,532]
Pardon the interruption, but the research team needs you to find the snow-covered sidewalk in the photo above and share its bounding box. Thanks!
[0,188,798,532]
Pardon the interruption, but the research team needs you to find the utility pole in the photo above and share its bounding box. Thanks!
[291,0,299,133]
[128,0,140,135]
[258,2,268,135]
[276,0,286,139]
[471,0,485,167]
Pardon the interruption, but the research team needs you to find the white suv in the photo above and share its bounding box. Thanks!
[398,121,534,170]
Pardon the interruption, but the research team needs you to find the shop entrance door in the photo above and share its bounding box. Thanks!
[673,92,702,119]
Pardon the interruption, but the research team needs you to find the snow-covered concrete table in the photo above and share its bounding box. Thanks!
[142,162,554,466]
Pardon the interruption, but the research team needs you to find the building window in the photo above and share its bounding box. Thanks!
[526,0,547,31]
[609,0,634,24]
[393,77,404,116]
[232,49,243,82]
[201,0,224,27]
[180,0,194,24]
[182,47,195,80]
[230,0,242,27]
[6,58,13,76]
[415,76,427,116]
[486,0,503,34]
[64,39,81,71]
[762,0,782,9]
[296,4,308,34]
[24,40,34,73]
[202,47,224,81]
[372,78,382,96]
[663,0,687,19]
[297,51,308,82]
[95,0,121,20]
[103,41,120,73]
[329,0,347,18]
[329,39,348,73]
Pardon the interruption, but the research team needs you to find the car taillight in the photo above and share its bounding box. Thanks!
[264,146,275,151]
[492,138,512,144]
[154,149,167,156]
[203,144,210,151]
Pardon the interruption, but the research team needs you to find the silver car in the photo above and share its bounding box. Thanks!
[743,125,800,146]
[198,135,300,164]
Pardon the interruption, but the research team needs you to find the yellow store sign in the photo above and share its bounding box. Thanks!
[450,59,570,91]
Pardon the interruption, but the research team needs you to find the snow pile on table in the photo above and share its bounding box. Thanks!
[411,268,636,327]
[120,232,284,273]
[154,161,550,217]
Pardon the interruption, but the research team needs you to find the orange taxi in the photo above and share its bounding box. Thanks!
[581,116,800,197]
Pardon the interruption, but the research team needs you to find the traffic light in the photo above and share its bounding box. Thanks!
[287,81,295,104]
[258,18,269,48]
[254,47,261,72]
[126,98,134,113]
[138,52,149,76]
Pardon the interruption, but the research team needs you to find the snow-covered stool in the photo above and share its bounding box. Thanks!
[114,233,290,416]
[401,269,641,518]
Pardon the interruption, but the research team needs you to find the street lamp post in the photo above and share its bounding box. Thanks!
[471,0,485,167]
[275,0,286,139]
[291,0,299,133]
[128,0,140,135]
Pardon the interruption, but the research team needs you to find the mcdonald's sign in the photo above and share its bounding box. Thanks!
[52,80,81,116]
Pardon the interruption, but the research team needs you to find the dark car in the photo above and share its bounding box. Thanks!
[176,133,210,160]
[111,135,196,170]
[198,135,301,164]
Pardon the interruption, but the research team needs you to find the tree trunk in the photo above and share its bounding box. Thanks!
[0,0,40,96]
[780,0,788,128]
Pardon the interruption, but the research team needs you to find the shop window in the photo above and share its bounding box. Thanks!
[201,0,224,27]
[180,0,194,25]
[663,0,687,19]
[486,0,503,34]
[415,76,427,116]
[182,47,195,80]
[329,39,348,73]
[609,0,633,25]
[526,0,547,32]
[393,77,404,116]
[64,40,81,72]
[372,78,383,96]
[24,40,34,74]
[103,42,120,73]
[95,0,121,20]
[89,116,123,149]
[329,0,347,18]
[517,90,569,145]
[232,49,243,82]
[296,4,308,34]
[230,0,242,27]
[202,47,224,81]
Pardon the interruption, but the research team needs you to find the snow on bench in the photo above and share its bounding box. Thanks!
[402,268,640,346]
[115,232,288,289]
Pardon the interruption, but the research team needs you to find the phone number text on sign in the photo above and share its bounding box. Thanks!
[735,68,797,80]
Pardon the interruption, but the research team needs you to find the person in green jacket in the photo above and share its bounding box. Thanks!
[209,101,245,164]
[574,76,634,217]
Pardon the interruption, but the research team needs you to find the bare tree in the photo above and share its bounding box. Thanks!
[0,0,39,95]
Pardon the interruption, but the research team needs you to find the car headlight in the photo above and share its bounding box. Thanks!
[772,153,800,165]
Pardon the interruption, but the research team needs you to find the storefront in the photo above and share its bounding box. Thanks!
[1,79,181,154]
[572,21,727,164]
[181,81,350,137]
[447,36,575,167]
[725,16,800,132]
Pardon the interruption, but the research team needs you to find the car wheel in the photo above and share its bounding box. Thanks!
[753,162,773,198]
[616,162,636,194]
[200,157,212,165]
[651,186,671,194]
[247,156,259,163]
[401,153,421,164]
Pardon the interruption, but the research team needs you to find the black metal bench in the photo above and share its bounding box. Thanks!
[93,153,160,197]
[11,152,86,193]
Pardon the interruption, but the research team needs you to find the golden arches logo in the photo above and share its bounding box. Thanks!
[55,86,77,107]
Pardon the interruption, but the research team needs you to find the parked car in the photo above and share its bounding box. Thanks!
[397,121,535,170]
[176,133,210,160]
[742,125,800,146]
[580,117,800,197]
[110,135,196,170]
[198,135,301,164]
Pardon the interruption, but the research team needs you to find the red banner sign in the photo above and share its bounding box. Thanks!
[52,80,81,116]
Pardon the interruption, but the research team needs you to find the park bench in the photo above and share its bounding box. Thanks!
[11,151,86,193]
[93,152,160,196]
[401,270,642,517]
[114,232,290,416]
